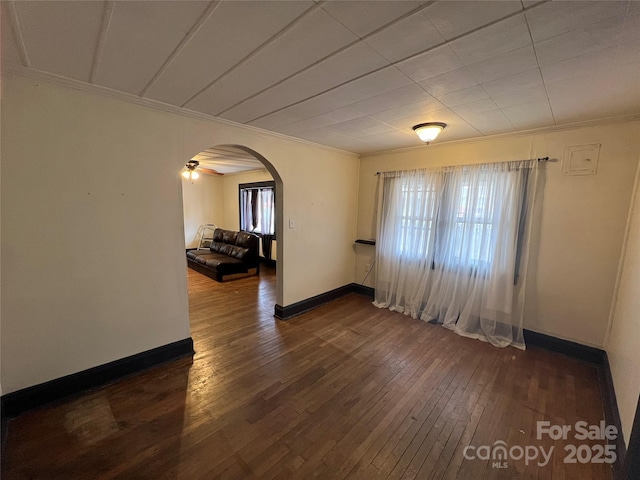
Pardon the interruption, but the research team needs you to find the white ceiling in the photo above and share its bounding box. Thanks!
[2,0,639,154]
[191,146,265,174]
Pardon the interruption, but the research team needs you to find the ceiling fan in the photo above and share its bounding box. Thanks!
[182,160,223,181]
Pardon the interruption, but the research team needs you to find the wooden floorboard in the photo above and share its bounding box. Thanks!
[2,267,613,479]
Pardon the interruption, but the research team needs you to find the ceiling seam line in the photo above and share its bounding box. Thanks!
[476,81,517,132]
[609,0,633,75]
[214,0,440,117]
[316,0,400,41]
[90,1,114,84]
[180,1,326,108]
[6,1,30,67]
[245,0,552,126]
[521,1,557,126]
[458,8,516,134]
[139,0,223,97]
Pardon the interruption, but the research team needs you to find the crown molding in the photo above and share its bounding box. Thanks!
[5,64,639,161]
[363,113,640,158]
[3,64,360,158]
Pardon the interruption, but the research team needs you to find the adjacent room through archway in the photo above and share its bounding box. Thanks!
[179,144,284,322]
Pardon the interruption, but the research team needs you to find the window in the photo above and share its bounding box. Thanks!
[374,160,538,349]
[396,173,438,259]
[239,181,275,236]
[384,163,529,277]
[435,174,500,273]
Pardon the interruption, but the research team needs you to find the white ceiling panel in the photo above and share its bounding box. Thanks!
[218,49,395,123]
[465,45,538,84]
[247,110,304,132]
[417,67,478,97]
[540,47,616,85]
[250,104,331,131]
[534,14,625,67]
[629,0,640,16]
[458,109,514,135]
[435,85,490,108]
[14,1,103,81]
[365,10,446,62]
[424,1,522,40]
[547,62,640,124]
[370,95,447,123]
[621,7,640,42]
[183,8,359,115]
[491,84,548,109]
[253,66,416,127]
[396,44,465,82]
[481,68,543,98]
[525,0,629,43]
[1,4,21,65]
[350,84,433,115]
[615,38,640,67]
[272,106,365,136]
[250,94,356,130]
[501,101,554,130]
[359,129,419,145]
[96,2,208,94]
[450,15,531,65]
[452,99,500,116]
[312,67,415,110]
[320,0,421,37]
[329,116,398,137]
[122,1,210,35]
[144,1,312,106]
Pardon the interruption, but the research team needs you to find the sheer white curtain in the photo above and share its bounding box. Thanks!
[258,188,275,235]
[240,189,254,232]
[373,160,538,349]
[240,187,275,235]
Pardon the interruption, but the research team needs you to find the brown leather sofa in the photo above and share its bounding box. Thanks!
[186,228,259,282]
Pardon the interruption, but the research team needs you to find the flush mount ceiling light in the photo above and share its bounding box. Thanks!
[412,122,446,144]
[182,160,200,181]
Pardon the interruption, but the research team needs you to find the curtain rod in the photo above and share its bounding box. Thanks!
[375,157,550,175]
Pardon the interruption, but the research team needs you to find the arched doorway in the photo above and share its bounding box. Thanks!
[180,144,283,311]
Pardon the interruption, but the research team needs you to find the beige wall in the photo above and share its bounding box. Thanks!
[607,150,640,446]
[182,174,224,249]
[356,122,640,348]
[1,74,358,394]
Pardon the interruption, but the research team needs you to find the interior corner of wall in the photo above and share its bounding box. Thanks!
[604,142,640,350]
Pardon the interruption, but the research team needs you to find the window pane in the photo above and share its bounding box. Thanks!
[239,184,275,235]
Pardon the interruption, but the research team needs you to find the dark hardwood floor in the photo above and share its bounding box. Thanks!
[2,266,612,479]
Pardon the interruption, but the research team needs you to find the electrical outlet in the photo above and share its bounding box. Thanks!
[365,263,371,272]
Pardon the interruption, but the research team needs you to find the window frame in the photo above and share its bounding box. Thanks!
[391,167,529,281]
[238,180,276,238]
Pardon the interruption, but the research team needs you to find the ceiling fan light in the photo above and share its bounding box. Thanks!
[412,122,446,144]
[182,160,200,180]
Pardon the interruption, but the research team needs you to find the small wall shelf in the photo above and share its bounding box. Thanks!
[355,239,376,246]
